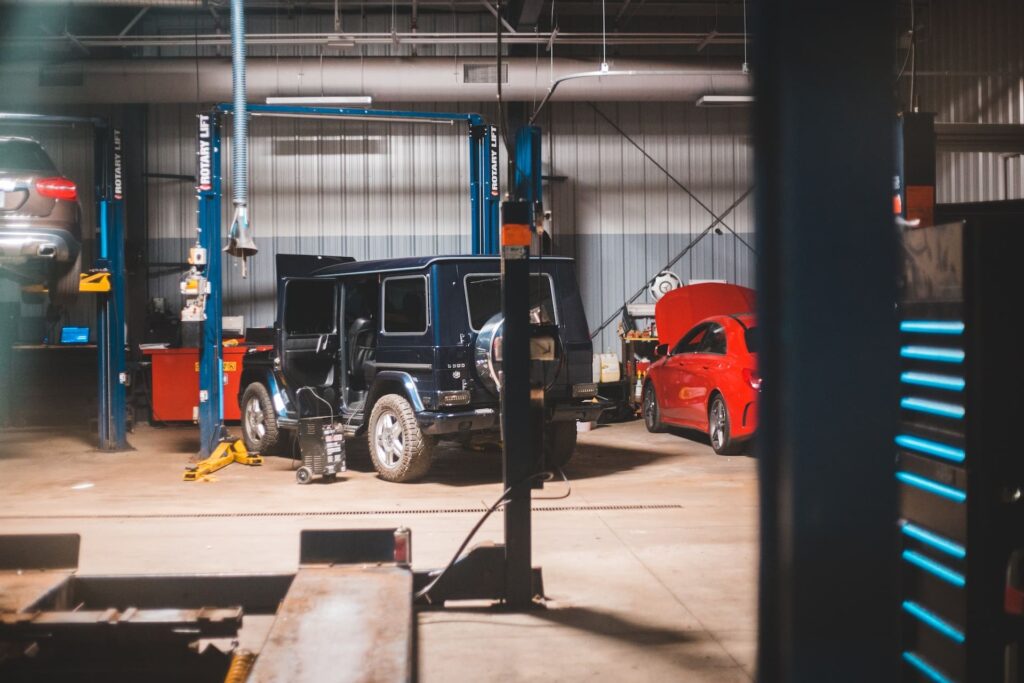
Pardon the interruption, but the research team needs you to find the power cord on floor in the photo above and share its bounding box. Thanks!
[531,466,571,501]
[416,470,558,604]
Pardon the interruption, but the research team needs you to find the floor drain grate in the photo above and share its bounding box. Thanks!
[0,504,682,521]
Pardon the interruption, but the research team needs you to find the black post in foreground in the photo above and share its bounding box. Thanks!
[500,200,536,609]
[753,2,899,681]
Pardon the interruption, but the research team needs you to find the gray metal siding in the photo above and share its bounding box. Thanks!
[146,103,477,328]
[545,103,754,352]
[145,101,754,353]
[913,0,1024,202]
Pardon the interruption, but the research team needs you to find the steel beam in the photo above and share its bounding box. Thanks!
[118,6,149,36]
[0,31,748,49]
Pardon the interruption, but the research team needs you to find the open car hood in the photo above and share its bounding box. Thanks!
[654,283,756,348]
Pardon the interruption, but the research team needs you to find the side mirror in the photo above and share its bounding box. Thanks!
[656,344,670,357]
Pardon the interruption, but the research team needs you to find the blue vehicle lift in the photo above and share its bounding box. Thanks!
[0,112,128,452]
[193,104,501,457]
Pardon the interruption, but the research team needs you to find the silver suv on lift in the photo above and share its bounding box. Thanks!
[238,254,603,483]
[0,137,82,305]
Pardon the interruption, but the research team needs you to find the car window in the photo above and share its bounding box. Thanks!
[343,276,378,329]
[464,273,557,331]
[284,279,336,335]
[0,139,57,173]
[699,324,727,355]
[383,276,428,334]
[673,324,709,354]
[744,326,758,353]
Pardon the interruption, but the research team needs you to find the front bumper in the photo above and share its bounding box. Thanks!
[0,226,80,263]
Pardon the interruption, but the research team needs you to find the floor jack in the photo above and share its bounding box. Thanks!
[183,439,262,481]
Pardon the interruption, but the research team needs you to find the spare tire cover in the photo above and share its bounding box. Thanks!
[474,313,504,395]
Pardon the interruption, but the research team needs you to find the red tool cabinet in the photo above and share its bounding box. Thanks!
[143,345,263,422]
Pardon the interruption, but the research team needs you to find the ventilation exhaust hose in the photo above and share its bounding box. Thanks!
[225,0,257,277]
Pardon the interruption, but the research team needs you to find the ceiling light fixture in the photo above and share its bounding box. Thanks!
[696,95,754,107]
[325,35,356,48]
[265,96,374,106]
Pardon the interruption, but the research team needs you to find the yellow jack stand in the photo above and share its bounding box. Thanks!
[183,439,262,481]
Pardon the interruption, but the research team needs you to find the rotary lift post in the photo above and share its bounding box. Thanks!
[0,112,128,452]
[191,104,501,458]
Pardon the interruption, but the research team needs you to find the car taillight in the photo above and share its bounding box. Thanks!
[35,177,77,201]
[743,368,762,391]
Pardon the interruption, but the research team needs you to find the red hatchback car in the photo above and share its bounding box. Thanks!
[643,314,760,454]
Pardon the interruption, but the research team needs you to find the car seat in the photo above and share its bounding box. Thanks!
[348,317,376,390]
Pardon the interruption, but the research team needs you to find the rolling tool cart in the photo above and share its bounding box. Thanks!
[897,203,1024,683]
[295,387,346,485]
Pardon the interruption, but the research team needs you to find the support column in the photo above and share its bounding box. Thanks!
[97,126,129,451]
[500,200,535,608]
[753,1,899,680]
[196,112,225,457]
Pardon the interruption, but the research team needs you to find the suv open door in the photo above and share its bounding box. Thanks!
[278,277,340,408]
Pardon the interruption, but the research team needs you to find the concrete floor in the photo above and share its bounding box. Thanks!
[0,419,758,682]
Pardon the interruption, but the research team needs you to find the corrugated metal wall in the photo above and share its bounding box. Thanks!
[913,0,1024,202]
[146,102,476,328]
[545,103,754,352]
[145,101,754,353]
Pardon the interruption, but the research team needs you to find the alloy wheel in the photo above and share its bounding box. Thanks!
[373,410,405,469]
[245,397,266,441]
[710,400,726,450]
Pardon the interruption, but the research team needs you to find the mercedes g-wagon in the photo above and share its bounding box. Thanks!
[238,254,603,482]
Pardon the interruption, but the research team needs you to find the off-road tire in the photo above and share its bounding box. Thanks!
[241,382,280,455]
[49,252,81,307]
[368,394,435,483]
[544,421,578,470]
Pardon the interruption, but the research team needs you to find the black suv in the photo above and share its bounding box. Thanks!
[238,254,603,482]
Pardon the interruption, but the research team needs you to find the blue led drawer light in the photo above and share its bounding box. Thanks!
[896,471,967,503]
[902,600,966,643]
[903,651,957,683]
[900,397,965,419]
[895,435,966,463]
[903,549,967,587]
[900,371,965,392]
[901,346,965,364]
[900,320,965,335]
[901,523,967,559]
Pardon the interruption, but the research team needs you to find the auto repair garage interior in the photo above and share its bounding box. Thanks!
[1,0,1023,681]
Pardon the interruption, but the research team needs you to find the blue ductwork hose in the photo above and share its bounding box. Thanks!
[226,0,257,276]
